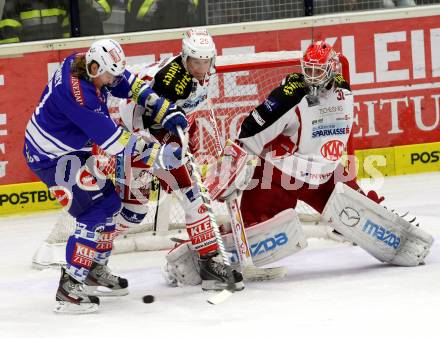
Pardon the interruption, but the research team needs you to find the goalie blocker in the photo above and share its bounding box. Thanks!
[322,182,433,266]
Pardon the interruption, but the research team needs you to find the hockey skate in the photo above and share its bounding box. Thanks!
[199,251,244,291]
[54,267,100,314]
[84,262,129,297]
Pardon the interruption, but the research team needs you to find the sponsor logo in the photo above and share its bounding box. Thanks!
[410,151,439,164]
[53,67,63,87]
[115,155,125,184]
[189,216,216,247]
[175,73,192,95]
[319,105,343,114]
[96,231,115,251]
[198,204,208,214]
[72,243,95,268]
[283,80,305,96]
[299,171,333,180]
[263,98,278,112]
[362,220,401,249]
[312,124,350,138]
[230,232,288,263]
[182,93,207,110]
[76,167,100,191]
[49,186,72,208]
[121,208,145,224]
[334,74,345,85]
[188,216,212,237]
[0,190,57,206]
[321,139,345,161]
[130,77,144,101]
[70,76,84,106]
[108,48,121,63]
[312,118,324,125]
[338,207,360,227]
[336,114,351,121]
[251,109,265,126]
[163,61,182,86]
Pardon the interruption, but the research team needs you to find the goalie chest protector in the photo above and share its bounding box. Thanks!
[267,75,354,185]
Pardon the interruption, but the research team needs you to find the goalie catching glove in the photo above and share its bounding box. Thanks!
[145,93,188,135]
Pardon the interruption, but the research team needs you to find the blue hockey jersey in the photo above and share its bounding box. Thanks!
[24,53,154,169]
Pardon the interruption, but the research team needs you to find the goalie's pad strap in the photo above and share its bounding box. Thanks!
[223,209,308,267]
[322,182,433,266]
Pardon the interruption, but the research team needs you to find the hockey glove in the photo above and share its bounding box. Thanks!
[136,141,183,170]
[149,96,188,135]
[156,142,184,170]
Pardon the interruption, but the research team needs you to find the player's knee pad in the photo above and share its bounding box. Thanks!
[223,209,308,267]
[322,182,434,266]
[163,241,201,286]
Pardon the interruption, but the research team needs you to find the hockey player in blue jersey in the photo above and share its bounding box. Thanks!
[23,38,188,314]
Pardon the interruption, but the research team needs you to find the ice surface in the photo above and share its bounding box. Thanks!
[0,172,439,338]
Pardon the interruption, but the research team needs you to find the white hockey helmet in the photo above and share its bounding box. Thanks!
[86,38,126,79]
[182,28,216,71]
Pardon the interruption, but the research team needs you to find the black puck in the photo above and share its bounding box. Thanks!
[142,295,155,303]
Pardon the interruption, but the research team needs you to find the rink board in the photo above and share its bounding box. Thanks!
[0,182,60,215]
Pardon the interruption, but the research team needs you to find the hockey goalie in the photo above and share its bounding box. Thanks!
[163,40,434,287]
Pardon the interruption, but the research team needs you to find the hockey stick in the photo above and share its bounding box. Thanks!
[176,126,238,305]
[205,102,287,281]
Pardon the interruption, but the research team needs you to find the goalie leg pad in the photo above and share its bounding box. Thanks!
[223,209,308,267]
[322,182,433,266]
[163,242,201,286]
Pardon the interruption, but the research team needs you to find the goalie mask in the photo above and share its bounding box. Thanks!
[86,38,126,86]
[300,41,341,96]
[182,28,216,75]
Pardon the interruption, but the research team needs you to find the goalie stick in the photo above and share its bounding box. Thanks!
[204,102,287,281]
[177,126,237,305]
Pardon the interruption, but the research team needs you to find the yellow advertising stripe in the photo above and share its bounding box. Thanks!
[0,182,61,215]
[355,141,440,179]
[394,142,440,175]
[358,147,396,179]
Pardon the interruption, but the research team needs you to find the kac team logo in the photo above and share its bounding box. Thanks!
[320,139,345,161]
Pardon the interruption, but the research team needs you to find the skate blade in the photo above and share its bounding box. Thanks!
[243,265,287,282]
[207,289,233,305]
[54,301,99,314]
[201,280,244,292]
[85,285,129,297]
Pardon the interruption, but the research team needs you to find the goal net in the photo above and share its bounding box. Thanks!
[32,50,351,268]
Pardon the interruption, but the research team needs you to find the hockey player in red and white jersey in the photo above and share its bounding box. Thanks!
[164,40,434,286]
[117,28,244,291]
